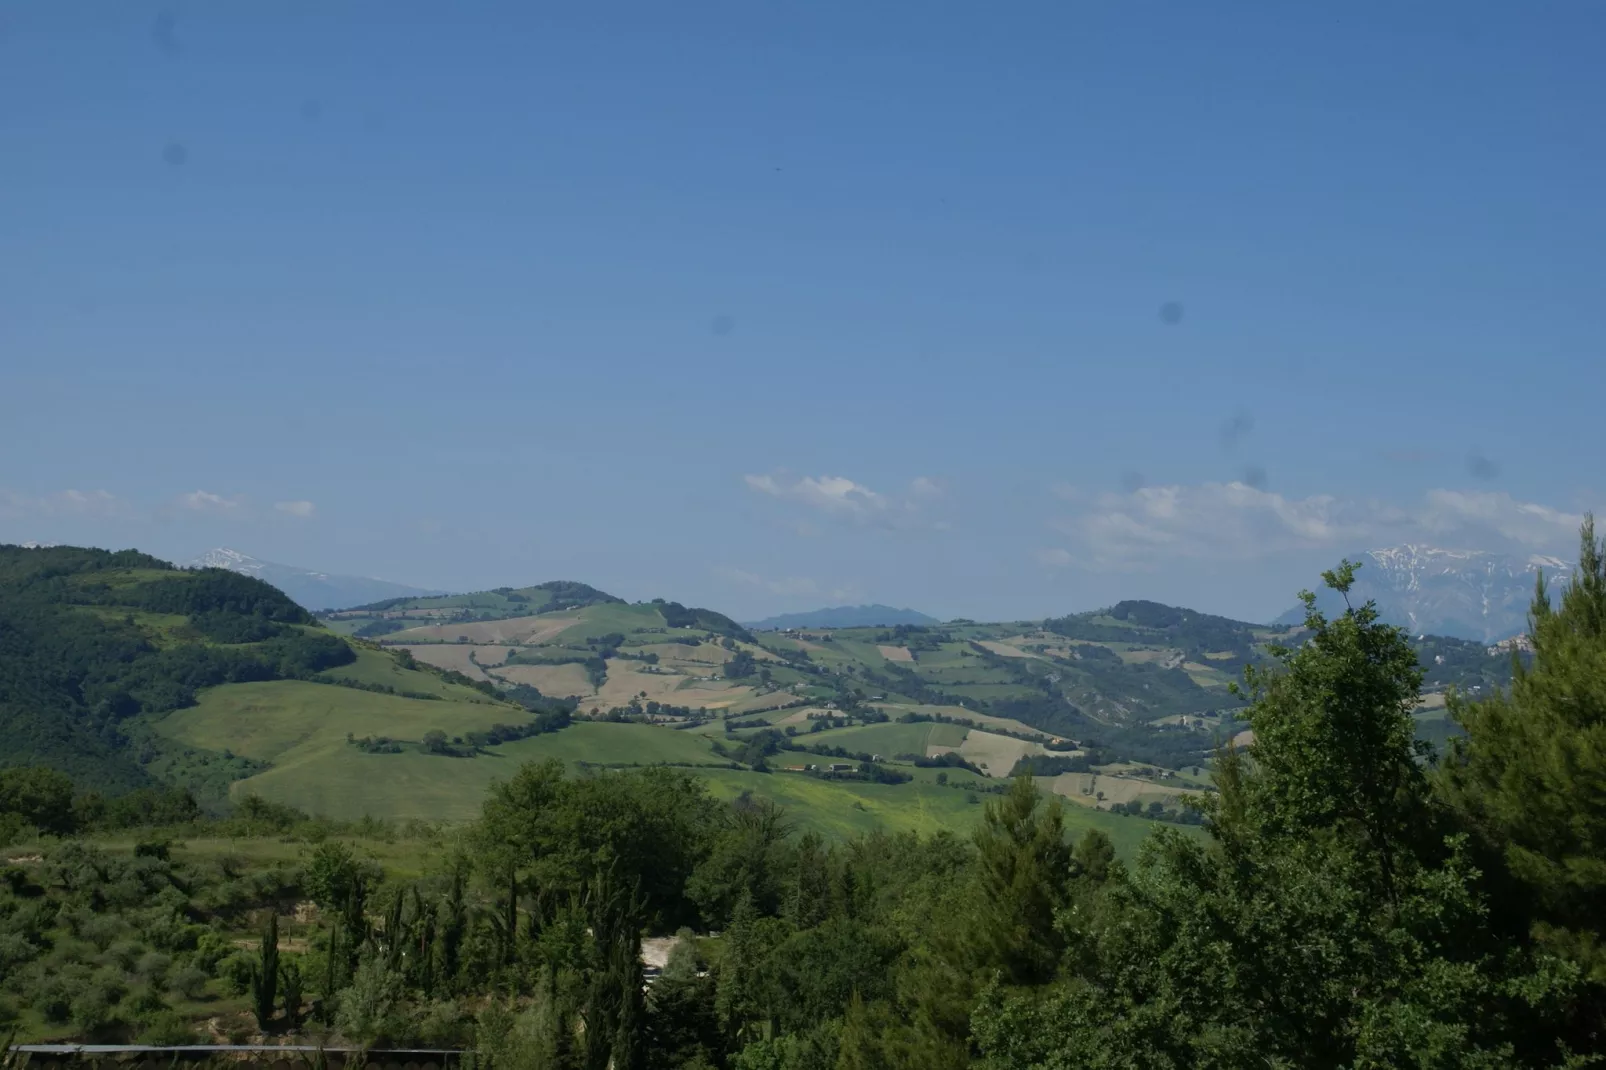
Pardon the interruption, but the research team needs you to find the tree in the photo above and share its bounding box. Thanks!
[1441,516,1606,1028]
[974,562,1582,1069]
[968,775,1071,986]
[251,913,279,1029]
[280,958,304,1029]
[0,767,76,836]
[422,729,450,754]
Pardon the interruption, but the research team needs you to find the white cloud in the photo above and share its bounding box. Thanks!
[179,490,244,514]
[274,500,317,519]
[743,472,948,530]
[1417,490,1584,548]
[1042,482,1591,571]
[744,474,886,517]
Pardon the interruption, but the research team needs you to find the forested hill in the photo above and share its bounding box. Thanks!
[0,544,356,790]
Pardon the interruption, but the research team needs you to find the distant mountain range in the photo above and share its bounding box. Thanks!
[1274,544,1572,642]
[188,548,449,612]
[744,604,941,631]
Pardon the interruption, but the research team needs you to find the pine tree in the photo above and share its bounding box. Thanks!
[1442,516,1606,1027]
[968,773,1071,985]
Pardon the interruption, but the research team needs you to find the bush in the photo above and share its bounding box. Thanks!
[193,930,233,974]
[121,984,169,1025]
[70,984,117,1035]
[80,914,126,952]
[335,953,404,1044]
[169,964,209,1000]
[219,951,256,996]
[135,950,172,987]
[138,1009,196,1044]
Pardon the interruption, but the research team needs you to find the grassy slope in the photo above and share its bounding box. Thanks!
[697,766,1164,854]
[321,645,500,701]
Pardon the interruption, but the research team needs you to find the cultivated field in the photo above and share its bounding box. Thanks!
[386,615,578,645]
[952,729,1046,776]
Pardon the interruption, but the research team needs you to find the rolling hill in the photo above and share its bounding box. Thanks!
[1,544,1521,845]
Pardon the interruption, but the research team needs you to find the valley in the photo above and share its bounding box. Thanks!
[1,544,1514,851]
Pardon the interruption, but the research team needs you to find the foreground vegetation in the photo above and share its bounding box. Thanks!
[3,518,1605,1067]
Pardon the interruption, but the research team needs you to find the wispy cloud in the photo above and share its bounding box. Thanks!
[179,490,244,514]
[1040,481,1592,571]
[743,472,946,530]
[274,500,316,519]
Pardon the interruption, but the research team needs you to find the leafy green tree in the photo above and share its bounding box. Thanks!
[0,767,77,836]
[974,563,1584,1070]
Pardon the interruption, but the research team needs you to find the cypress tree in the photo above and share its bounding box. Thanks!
[252,912,279,1029]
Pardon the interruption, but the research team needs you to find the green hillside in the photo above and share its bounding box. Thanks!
[1,545,1513,847]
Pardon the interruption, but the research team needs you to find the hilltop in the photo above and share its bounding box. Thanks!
[0,543,528,806]
[0,545,1519,844]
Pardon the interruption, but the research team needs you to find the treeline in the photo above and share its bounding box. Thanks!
[655,599,753,642]
[0,765,200,843]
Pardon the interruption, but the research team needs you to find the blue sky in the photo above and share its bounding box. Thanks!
[3,2,1603,622]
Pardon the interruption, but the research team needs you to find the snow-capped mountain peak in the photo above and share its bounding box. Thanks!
[1278,543,1572,642]
[186,548,444,611]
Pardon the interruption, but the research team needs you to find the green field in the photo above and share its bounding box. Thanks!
[799,720,968,756]
[697,767,1165,854]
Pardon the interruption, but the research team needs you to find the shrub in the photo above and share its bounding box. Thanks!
[138,1009,196,1044]
[80,914,126,951]
[219,951,256,996]
[169,965,209,1001]
[335,952,404,1044]
[70,984,117,1035]
[135,950,172,986]
[121,984,169,1025]
[193,930,233,974]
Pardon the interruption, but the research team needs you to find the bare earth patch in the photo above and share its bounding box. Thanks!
[975,640,1034,659]
[496,663,595,697]
[877,645,915,663]
[396,644,493,681]
[386,615,578,645]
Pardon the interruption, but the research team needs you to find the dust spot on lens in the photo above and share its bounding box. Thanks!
[1120,471,1146,493]
[152,11,181,57]
[162,142,188,167]
[1242,466,1268,490]
[1466,451,1499,480]
[710,315,735,337]
[1159,301,1184,326]
[300,99,324,122]
[1219,410,1254,450]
